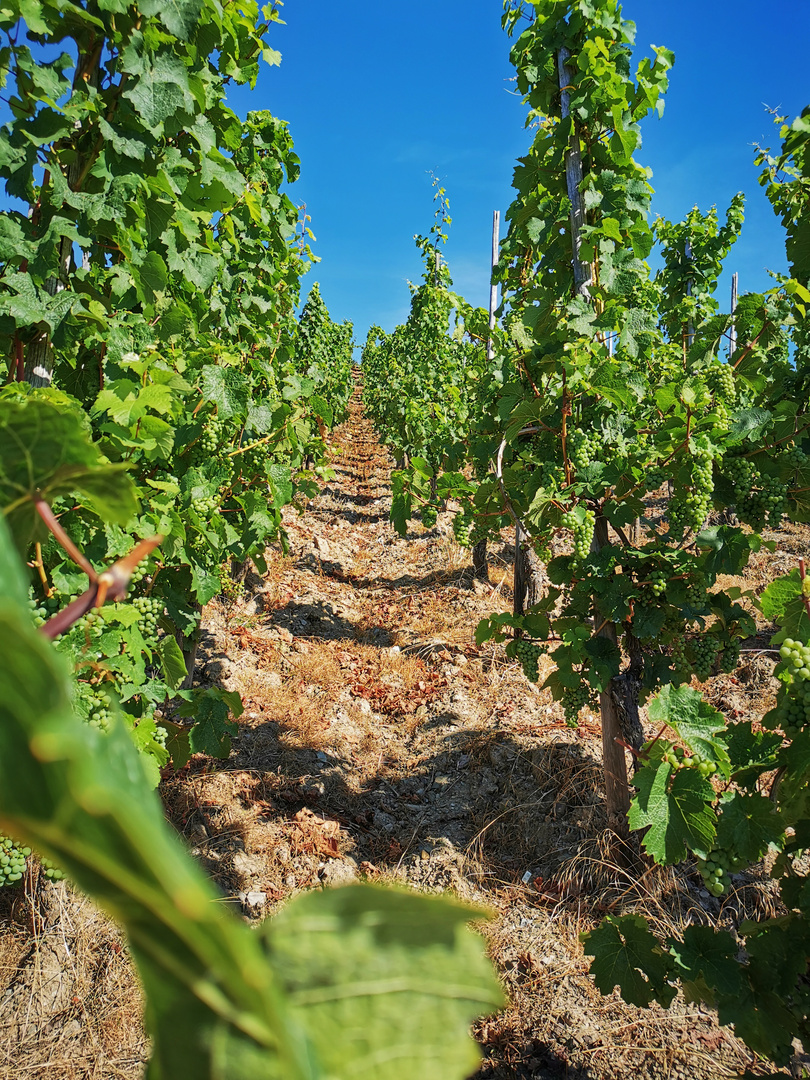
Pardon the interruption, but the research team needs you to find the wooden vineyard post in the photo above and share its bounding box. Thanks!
[728,271,739,358]
[685,239,695,353]
[487,210,500,362]
[514,521,526,617]
[474,211,501,581]
[558,45,628,834]
[557,47,592,296]
[23,51,100,388]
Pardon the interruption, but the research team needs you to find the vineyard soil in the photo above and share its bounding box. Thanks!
[1,379,805,1080]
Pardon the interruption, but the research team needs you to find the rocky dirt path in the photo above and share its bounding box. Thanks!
[166,378,774,1080]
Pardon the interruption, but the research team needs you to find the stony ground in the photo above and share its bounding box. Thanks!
[2,378,806,1079]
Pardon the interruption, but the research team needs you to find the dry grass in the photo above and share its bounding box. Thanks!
[0,878,147,1080]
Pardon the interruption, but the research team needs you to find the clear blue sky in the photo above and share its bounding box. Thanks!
[227,1,810,348]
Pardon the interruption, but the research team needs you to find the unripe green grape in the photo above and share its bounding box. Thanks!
[192,493,219,517]
[706,361,736,403]
[563,508,595,564]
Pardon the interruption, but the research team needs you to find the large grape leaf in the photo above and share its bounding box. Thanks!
[0,395,136,552]
[583,914,676,1008]
[714,791,784,863]
[668,925,744,998]
[760,570,810,639]
[629,757,716,863]
[647,684,730,774]
[264,886,504,1080]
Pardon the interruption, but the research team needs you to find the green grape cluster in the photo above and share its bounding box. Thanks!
[40,856,65,881]
[696,847,744,898]
[718,639,741,674]
[540,461,565,491]
[79,684,113,732]
[670,447,714,533]
[706,361,736,402]
[27,592,59,628]
[421,505,438,528]
[200,415,225,453]
[133,595,163,635]
[452,505,474,547]
[236,444,267,480]
[563,508,595,562]
[783,445,808,470]
[644,468,668,492]
[685,571,708,605]
[568,429,601,470]
[470,519,488,547]
[691,635,721,681]
[218,456,235,487]
[192,493,219,517]
[647,568,667,597]
[151,720,168,750]
[0,836,28,886]
[672,635,690,678]
[73,608,103,642]
[712,401,730,433]
[773,638,810,737]
[725,456,787,528]
[515,638,542,682]
[562,683,590,726]
[130,560,150,587]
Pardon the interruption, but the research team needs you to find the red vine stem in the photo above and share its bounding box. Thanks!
[35,499,97,581]
[40,535,163,640]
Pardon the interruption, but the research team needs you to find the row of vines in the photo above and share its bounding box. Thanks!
[0,0,504,1077]
[361,0,810,1067]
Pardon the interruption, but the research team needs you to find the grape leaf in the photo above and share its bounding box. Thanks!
[668,925,744,998]
[629,758,716,863]
[265,885,504,1080]
[715,791,783,863]
[647,684,730,772]
[723,721,782,788]
[760,569,803,622]
[583,914,675,1008]
[695,526,758,577]
[178,686,238,759]
[0,396,137,552]
[718,984,797,1066]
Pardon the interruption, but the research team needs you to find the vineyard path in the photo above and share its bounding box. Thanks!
[162,374,781,1080]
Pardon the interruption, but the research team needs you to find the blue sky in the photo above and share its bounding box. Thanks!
[227,1,810,348]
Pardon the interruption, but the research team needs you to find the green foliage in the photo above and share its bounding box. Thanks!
[654,196,745,343]
[584,569,810,1066]
[404,0,809,742]
[0,513,503,1076]
[0,0,351,768]
[295,283,354,427]
[584,914,676,1008]
[362,183,496,542]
